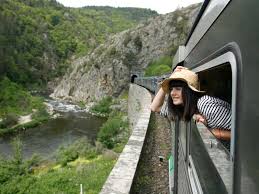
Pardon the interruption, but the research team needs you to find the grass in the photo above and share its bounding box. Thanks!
[0,156,115,194]
[120,90,129,100]
[0,137,116,194]
[0,92,130,193]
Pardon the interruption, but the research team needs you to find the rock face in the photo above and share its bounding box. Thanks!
[51,4,201,103]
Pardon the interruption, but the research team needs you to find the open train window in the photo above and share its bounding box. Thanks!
[199,64,232,104]
[198,63,232,149]
[189,57,236,194]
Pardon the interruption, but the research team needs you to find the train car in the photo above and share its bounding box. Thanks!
[134,76,158,93]
[170,0,259,194]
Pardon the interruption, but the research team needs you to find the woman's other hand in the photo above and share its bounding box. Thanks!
[194,114,208,126]
[173,66,188,73]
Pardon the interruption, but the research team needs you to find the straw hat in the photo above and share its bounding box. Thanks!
[161,68,205,93]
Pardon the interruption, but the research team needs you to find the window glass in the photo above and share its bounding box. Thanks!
[179,120,187,159]
[190,120,228,194]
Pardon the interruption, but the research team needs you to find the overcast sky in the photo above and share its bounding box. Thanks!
[56,0,203,14]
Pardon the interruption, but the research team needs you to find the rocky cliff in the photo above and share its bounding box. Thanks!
[50,4,201,103]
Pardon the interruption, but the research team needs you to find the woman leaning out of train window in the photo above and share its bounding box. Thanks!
[150,66,231,141]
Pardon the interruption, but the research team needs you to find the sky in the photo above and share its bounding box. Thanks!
[56,0,203,14]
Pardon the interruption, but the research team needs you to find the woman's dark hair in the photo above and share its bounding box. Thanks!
[168,80,201,121]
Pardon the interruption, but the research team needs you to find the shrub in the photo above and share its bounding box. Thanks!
[23,154,41,174]
[0,137,29,184]
[56,146,78,167]
[90,96,113,115]
[56,137,98,166]
[134,35,142,51]
[97,114,128,149]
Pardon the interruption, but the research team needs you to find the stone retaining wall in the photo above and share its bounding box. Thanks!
[100,84,152,194]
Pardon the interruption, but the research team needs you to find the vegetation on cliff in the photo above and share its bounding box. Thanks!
[0,0,157,89]
[0,0,156,133]
[144,56,172,76]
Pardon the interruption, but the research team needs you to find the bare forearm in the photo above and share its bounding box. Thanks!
[150,88,166,112]
[211,128,231,140]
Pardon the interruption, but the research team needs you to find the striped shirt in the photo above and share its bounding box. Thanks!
[197,95,231,130]
[160,94,169,117]
[160,95,231,130]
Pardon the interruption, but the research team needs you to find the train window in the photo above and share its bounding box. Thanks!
[189,120,229,194]
[189,62,234,193]
[198,63,232,149]
[199,63,232,104]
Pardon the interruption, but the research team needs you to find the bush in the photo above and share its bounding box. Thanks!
[98,114,128,149]
[56,146,78,167]
[0,137,29,184]
[90,96,113,115]
[23,154,41,173]
[56,137,98,166]
[134,35,142,51]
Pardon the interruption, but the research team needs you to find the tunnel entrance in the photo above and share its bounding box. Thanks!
[131,74,138,83]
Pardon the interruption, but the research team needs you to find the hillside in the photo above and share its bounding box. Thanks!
[0,0,157,89]
[51,4,201,103]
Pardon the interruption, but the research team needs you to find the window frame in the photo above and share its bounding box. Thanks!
[192,51,237,158]
[188,51,238,193]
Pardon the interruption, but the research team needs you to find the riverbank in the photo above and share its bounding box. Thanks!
[0,85,130,193]
[0,137,117,194]
[0,77,50,136]
[0,94,130,193]
[0,114,49,136]
[0,98,89,136]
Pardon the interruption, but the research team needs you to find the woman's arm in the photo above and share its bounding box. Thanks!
[150,87,166,112]
[150,66,187,112]
[211,129,231,141]
[194,114,231,140]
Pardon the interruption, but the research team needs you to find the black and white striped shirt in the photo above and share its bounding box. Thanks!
[197,95,231,130]
[160,95,231,130]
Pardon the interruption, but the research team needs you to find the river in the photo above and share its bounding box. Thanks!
[0,99,106,159]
